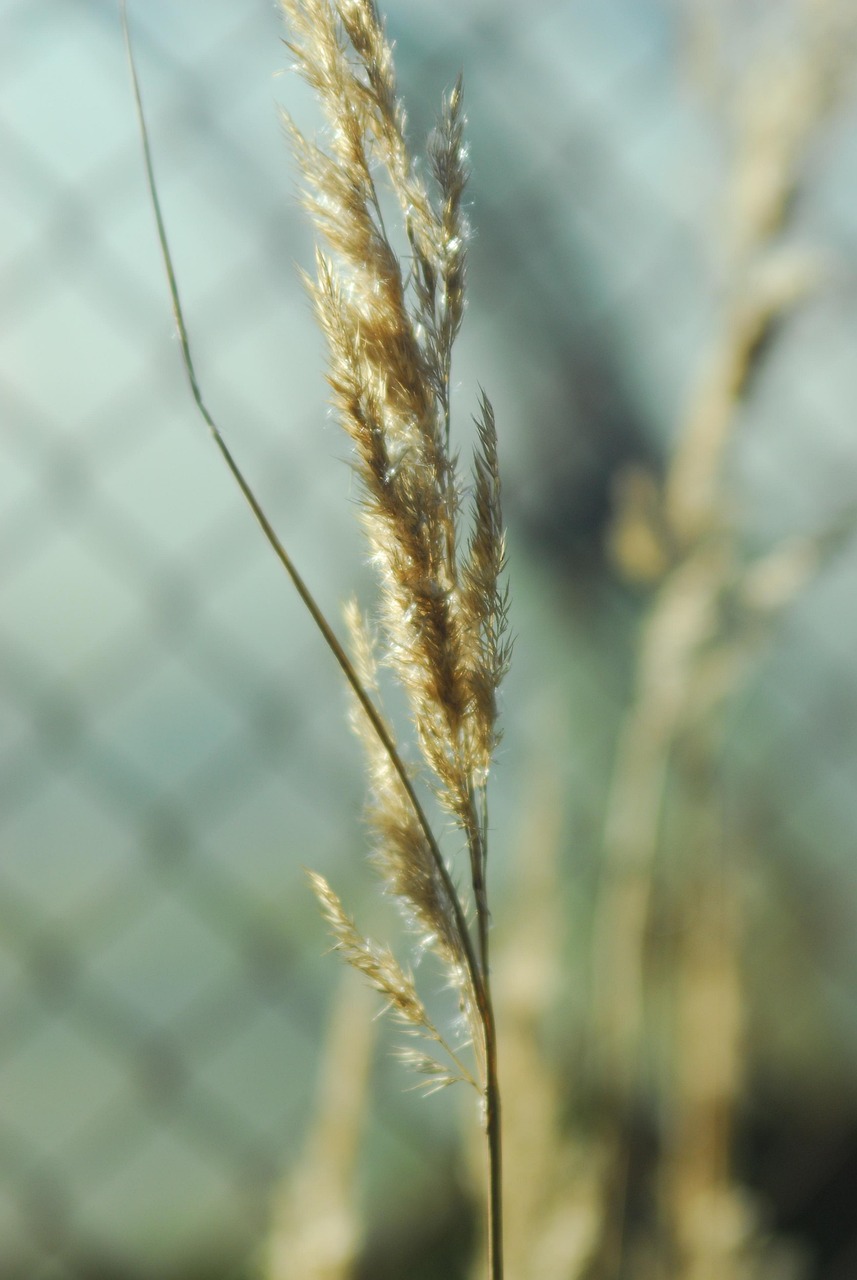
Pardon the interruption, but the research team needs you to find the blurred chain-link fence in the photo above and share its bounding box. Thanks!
[3,1,857,1277]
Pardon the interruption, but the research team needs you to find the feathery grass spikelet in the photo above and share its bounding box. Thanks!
[341,599,468,982]
[307,869,432,1030]
[307,870,477,1092]
[279,0,508,815]
[280,2,508,1266]
[280,0,509,999]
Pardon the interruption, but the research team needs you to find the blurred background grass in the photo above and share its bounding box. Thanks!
[2,0,857,1277]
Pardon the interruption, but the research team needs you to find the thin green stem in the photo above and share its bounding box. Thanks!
[468,789,502,1280]
[482,980,503,1280]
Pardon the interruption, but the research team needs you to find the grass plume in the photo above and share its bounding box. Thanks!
[123,0,509,1273]
[280,1,510,1268]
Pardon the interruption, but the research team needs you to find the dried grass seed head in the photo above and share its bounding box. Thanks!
[281,0,509,793]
